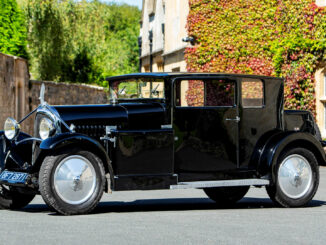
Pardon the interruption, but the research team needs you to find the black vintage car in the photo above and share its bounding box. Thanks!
[0,73,325,215]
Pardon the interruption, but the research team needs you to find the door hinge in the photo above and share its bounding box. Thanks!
[100,126,117,148]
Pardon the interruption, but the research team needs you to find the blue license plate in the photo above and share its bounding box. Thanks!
[0,171,28,184]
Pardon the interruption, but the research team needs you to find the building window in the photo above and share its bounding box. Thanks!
[324,75,326,96]
[149,13,155,22]
[324,104,326,131]
[144,65,150,73]
[157,62,163,72]
[172,67,180,72]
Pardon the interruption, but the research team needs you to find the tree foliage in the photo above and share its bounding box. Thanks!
[0,0,27,58]
[20,0,140,85]
[186,0,326,115]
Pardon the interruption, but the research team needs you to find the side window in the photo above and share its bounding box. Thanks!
[241,79,264,108]
[176,79,235,107]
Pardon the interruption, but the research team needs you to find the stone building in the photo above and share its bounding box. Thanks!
[316,0,326,138]
[139,0,326,138]
[139,0,189,73]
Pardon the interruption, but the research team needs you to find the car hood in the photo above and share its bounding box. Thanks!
[52,102,166,129]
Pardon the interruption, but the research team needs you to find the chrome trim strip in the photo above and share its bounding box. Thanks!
[44,104,72,132]
[170,179,270,189]
[16,137,42,145]
[18,106,39,124]
[161,124,172,129]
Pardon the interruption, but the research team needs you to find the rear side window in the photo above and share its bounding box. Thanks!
[241,79,264,108]
[175,79,235,107]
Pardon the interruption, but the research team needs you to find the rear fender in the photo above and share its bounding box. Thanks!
[34,133,114,187]
[257,131,325,182]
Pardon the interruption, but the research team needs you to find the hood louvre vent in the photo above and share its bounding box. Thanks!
[75,125,106,138]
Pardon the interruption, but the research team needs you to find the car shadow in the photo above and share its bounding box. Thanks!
[21,197,326,215]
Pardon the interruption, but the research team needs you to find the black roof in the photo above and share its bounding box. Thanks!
[106,72,283,81]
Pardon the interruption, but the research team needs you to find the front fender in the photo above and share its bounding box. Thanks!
[0,130,38,170]
[257,131,326,181]
[37,133,114,185]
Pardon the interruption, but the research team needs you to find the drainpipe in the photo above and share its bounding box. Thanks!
[149,30,153,73]
[138,36,142,73]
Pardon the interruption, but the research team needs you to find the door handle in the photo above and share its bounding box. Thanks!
[225,116,240,123]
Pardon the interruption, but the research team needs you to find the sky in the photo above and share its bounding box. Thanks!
[100,0,142,9]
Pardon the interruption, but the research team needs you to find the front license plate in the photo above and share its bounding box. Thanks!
[0,171,28,184]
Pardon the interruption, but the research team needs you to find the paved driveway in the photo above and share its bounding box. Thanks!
[1,168,326,245]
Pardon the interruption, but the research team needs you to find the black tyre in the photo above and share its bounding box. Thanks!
[39,149,105,215]
[204,186,250,207]
[266,147,319,207]
[0,185,35,210]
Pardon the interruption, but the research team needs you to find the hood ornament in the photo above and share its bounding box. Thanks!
[39,83,46,105]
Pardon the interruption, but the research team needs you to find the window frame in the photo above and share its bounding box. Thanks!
[173,77,237,109]
[240,78,265,109]
[324,74,326,96]
[109,78,166,101]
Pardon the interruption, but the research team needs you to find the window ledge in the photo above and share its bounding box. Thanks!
[320,96,326,102]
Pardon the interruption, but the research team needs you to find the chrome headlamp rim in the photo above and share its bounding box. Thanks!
[4,117,20,140]
[39,117,55,140]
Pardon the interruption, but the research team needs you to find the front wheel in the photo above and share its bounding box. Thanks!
[266,147,319,207]
[39,149,105,215]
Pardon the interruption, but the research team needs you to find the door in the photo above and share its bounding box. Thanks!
[173,77,239,173]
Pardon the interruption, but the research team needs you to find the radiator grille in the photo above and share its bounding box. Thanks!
[74,124,106,138]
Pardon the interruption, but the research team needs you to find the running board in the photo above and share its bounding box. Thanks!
[170,179,270,190]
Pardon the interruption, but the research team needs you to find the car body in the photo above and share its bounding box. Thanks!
[0,72,325,215]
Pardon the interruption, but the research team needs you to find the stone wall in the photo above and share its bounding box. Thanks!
[29,80,108,110]
[0,53,29,132]
[0,53,109,134]
[0,54,15,128]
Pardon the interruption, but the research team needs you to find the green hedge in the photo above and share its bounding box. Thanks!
[20,0,140,86]
[0,0,27,58]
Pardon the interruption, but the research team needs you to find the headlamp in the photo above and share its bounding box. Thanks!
[4,117,20,140]
[39,117,55,140]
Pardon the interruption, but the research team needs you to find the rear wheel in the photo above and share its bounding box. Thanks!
[266,147,319,207]
[0,185,35,210]
[39,149,105,215]
[204,186,249,207]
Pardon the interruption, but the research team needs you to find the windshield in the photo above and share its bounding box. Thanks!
[109,78,165,100]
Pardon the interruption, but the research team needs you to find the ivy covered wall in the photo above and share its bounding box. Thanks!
[185,0,326,115]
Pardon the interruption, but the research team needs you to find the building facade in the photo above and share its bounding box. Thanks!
[139,0,189,73]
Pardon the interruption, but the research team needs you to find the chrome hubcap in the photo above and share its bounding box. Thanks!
[54,155,96,205]
[278,154,312,199]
